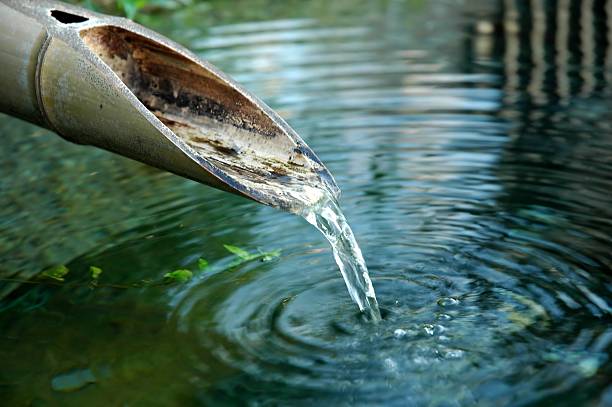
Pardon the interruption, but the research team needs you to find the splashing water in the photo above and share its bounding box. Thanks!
[302,190,381,321]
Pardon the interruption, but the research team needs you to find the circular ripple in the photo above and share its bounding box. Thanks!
[169,239,609,405]
[2,2,611,405]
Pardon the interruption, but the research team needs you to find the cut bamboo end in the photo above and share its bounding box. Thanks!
[0,0,339,211]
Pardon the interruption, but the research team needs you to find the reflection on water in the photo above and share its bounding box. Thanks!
[1,0,612,405]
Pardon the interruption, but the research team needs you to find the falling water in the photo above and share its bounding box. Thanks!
[302,190,381,321]
[142,102,381,319]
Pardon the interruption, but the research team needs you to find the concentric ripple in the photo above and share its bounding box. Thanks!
[170,1,611,404]
[1,0,611,405]
[169,241,609,404]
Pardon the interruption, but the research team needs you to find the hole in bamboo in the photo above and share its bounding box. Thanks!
[51,10,89,24]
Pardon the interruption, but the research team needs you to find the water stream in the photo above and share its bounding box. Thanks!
[302,191,381,321]
[153,110,382,319]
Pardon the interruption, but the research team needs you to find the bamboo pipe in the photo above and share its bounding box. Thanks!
[0,0,339,212]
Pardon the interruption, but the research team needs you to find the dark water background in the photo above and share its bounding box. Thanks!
[1,0,611,405]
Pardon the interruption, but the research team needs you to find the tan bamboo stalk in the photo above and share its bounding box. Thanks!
[0,0,338,211]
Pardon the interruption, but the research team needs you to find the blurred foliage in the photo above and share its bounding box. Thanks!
[70,0,386,26]
[40,265,70,282]
[71,0,193,20]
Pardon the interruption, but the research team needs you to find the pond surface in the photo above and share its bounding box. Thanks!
[1,0,612,405]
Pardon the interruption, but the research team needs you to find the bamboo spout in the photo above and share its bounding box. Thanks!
[0,0,339,212]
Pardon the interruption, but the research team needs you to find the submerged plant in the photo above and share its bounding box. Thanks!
[163,269,193,283]
[89,266,103,280]
[223,244,251,259]
[0,244,281,298]
[197,258,209,272]
[88,266,103,288]
[40,265,70,282]
[224,244,281,267]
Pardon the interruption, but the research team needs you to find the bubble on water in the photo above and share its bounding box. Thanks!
[423,324,446,336]
[577,357,600,377]
[413,356,430,365]
[440,348,465,359]
[384,357,398,372]
[394,328,407,338]
[438,335,451,342]
[393,328,418,339]
[437,297,460,307]
[436,313,452,321]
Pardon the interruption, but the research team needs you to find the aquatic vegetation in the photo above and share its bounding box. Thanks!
[88,265,103,288]
[0,244,280,293]
[224,244,281,267]
[163,269,193,283]
[197,258,209,271]
[40,265,70,282]
[223,244,251,259]
[89,266,103,280]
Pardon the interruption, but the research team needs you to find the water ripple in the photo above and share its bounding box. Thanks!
[1,1,611,405]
